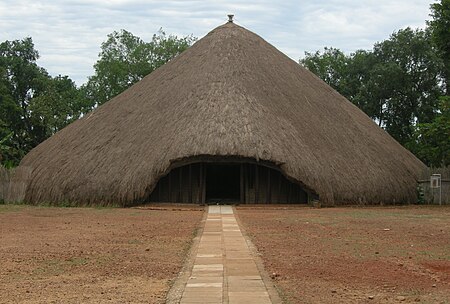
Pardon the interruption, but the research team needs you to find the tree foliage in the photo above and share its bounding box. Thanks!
[301,27,444,151]
[29,75,92,135]
[0,30,195,166]
[0,39,91,166]
[418,0,450,167]
[371,28,443,143]
[409,97,449,167]
[0,38,50,164]
[82,29,196,106]
[428,0,450,93]
[302,47,349,91]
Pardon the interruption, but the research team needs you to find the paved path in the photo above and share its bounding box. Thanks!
[179,205,273,304]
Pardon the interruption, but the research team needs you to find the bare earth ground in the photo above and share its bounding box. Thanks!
[0,204,203,304]
[236,206,450,304]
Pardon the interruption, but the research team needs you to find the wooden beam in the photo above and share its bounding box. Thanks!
[278,172,282,203]
[287,183,291,204]
[240,164,244,204]
[255,164,259,203]
[267,168,271,203]
[245,164,249,203]
[202,164,206,204]
[168,171,172,202]
[158,178,163,202]
[199,163,203,204]
[189,164,192,203]
[179,166,182,203]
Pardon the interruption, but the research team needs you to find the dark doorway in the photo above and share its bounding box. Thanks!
[206,164,240,203]
[148,161,309,204]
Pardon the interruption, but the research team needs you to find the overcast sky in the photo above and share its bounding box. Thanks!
[1,0,435,86]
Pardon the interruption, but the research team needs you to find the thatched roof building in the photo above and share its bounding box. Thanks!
[16,21,425,206]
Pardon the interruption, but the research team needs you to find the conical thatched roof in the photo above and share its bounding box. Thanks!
[17,22,425,206]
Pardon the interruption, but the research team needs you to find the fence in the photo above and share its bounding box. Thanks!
[0,166,10,201]
[0,166,31,203]
[418,167,450,205]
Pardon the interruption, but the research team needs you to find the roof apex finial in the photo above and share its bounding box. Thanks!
[228,14,234,23]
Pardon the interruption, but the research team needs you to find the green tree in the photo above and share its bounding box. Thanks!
[83,29,196,106]
[0,38,87,166]
[409,96,450,166]
[0,37,48,163]
[368,28,443,144]
[419,0,450,167]
[301,47,349,92]
[301,49,378,117]
[301,28,444,146]
[429,0,450,93]
[30,75,92,136]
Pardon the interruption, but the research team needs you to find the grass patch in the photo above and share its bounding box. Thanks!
[0,204,26,213]
[0,201,122,213]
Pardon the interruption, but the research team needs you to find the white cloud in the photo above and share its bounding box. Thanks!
[0,0,433,85]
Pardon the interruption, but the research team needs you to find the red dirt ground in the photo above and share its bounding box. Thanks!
[236,206,450,304]
[0,205,203,304]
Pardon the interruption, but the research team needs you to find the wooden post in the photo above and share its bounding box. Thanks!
[199,163,203,204]
[255,164,259,204]
[278,172,282,203]
[157,178,161,201]
[189,164,192,203]
[267,168,271,204]
[179,167,182,203]
[287,183,291,204]
[240,164,244,204]
[245,164,249,203]
[168,172,172,202]
[202,164,206,204]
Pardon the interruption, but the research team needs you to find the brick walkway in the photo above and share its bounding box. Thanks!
[179,205,273,304]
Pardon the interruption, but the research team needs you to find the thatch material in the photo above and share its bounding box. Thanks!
[16,22,425,206]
